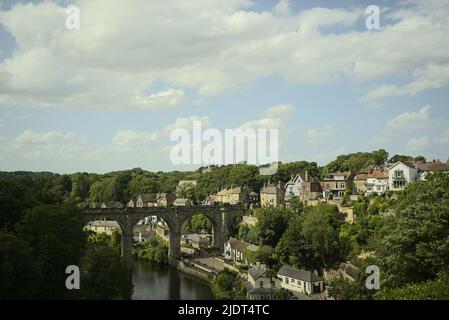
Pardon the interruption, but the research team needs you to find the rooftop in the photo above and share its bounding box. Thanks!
[278,265,321,283]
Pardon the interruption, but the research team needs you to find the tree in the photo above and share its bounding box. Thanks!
[254,206,293,246]
[15,204,87,298]
[275,213,317,270]
[244,246,275,267]
[275,288,291,300]
[325,150,389,174]
[301,204,341,268]
[0,178,33,230]
[227,164,258,190]
[182,214,213,234]
[80,247,134,299]
[70,172,90,200]
[0,231,42,299]
[377,173,449,289]
[211,268,238,300]
[376,276,449,300]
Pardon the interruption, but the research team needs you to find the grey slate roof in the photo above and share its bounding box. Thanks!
[248,264,268,280]
[278,265,321,283]
[260,185,285,195]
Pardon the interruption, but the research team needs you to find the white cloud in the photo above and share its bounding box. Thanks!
[15,129,74,144]
[364,64,449,101]
[111,116,209,146]
[273,0,291,16]
[408,136,430,151]
[306,126,336,144]
[240,104,295,130]
[386,105,430,132]
[0,1,448,108]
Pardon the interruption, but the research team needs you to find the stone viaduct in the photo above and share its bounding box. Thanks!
[83,204,245,270]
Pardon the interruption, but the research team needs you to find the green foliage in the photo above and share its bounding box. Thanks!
[0,231,42,299]
[87,230,121,255]
[182,214,213,234]
[324,149,389,174]
[253,206,294,246]
[134,236,169,264]
[275,288,291,300]
[389,154,426,163]
[276,203,342,270]
[80,247,134,299]
[328,274,374,300]
[244,246,274,267]
[211,268,238,300]
[376,276,449,300]
[70,172,91,200]
[377,173,449,289]
[15,204,87,298]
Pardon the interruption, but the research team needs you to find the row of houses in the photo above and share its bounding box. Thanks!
[244,263,324,300]
[213,159,449,207]
[88,159,449,212]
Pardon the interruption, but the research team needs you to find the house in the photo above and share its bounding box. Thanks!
[201,195,215,206]
[414,160,449,181]
[244,263,276,300]
[213,186,249,205]
[321,171,354,199]
[299,173,322,202]
[353,165,375,194]
[181,234,210,249]
[223,237,259,265]
[248,191,260,204]
[128,193,158,208]
[365,167,389,196]
[388,161,419,191]
[260,181,285,207]
[278,266,324,295]
[284,174,304,201]
[85,220,120,235]
[173,198,192,206]
[156,192,176,207]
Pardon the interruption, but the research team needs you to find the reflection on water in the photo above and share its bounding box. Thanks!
[132,261,214,300]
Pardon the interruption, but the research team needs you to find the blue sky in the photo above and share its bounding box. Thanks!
[0,0,448,173]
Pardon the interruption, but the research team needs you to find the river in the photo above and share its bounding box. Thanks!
[132,260,215,300]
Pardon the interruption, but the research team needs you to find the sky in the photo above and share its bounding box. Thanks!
[0,0,448,173]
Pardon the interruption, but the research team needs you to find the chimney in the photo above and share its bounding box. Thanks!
[305,171,309,182]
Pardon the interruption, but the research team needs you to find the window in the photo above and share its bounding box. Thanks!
[259,281,263,288]
[285,277,289,284]
[395,170,404,178]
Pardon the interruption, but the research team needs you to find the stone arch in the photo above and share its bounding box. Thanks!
[180,211,224,253]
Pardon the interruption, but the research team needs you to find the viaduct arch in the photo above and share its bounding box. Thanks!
[83,204,245,270]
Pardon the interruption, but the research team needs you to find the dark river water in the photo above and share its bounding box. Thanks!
[132,260,214,300]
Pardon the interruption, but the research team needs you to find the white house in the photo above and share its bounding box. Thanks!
[278,265,324,295]
[223,237,259,265]
[388,161,419,191]
[244,263,276,300]
[365,168,389,196]
[284,174,304,201]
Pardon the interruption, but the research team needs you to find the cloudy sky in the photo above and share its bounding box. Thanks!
[0,0,448,173]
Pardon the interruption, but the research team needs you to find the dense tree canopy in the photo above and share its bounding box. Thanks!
[377,173,449,289]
